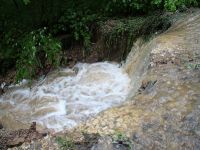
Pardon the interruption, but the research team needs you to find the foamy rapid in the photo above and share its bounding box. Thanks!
[0,62,131,132]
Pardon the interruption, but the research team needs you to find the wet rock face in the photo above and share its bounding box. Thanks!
[77,64,200,149]
[92,136,132,150]
[128,65,200,149]
[5,9,200,150]
[91,136,113,150]
[73,10,200,150]
[150,10,200,66]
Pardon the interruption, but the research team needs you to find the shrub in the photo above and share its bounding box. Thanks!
[112,132,133,150]
[163,0,199,11]
[57,9,96,48]
[0,27,23,75]
[104,0,200,14]
[15,28,62,82]
[56,136,75,150]
[0,0,199,81]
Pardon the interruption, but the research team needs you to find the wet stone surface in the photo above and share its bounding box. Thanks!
[5,9,200,150]
[75,64,200,149]
[14,65,200,149]
[72,10,200,149]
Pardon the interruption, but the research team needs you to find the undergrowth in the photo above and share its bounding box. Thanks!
[100,14,171,60]
[14,28,61,82]
[112,131,133,150]
[56,136,76,150]
[0,0,199,81]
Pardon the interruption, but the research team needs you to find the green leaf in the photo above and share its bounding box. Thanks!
[23,0,31,5]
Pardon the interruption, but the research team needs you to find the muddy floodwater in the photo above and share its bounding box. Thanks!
[74,10,200,149]
[1,9,200,150]
[0,62,130,131]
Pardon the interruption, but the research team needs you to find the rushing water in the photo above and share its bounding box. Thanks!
[0,62,131,131]
[73,10,200,149]
[1,10,200,150]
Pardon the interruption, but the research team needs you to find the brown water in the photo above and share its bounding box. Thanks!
[74,10,200,149]
[1,9,200,150]
[0,63,131,132]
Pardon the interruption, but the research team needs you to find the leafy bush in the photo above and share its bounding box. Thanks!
[105,0,145,14]
[0,27,23,75]
[56,136,75,150]
[23,0,31,5]
[164,0,199,11]
[15,28,61,82]
[104,0,200,14]
[100,14,171,60]
[56,9,96,48]
[0,0,200,81]
[112,132,133,150]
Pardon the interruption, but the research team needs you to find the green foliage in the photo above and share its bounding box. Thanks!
[57,9,97,48]
[0,27,23,75]
[23,0,31,5]
[163,0,199,11]
[15,28,61,82]
[112,132,132,150]
[56,136,75,150]
[105,0,145,14]
[104,0,199,14]
[186,63,200,70]
[101,14,170,60]
[0,0,200,80]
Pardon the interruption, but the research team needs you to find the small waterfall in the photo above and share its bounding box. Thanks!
[1,10,200,134]
[124,10,200,101]
[123,38,153,99]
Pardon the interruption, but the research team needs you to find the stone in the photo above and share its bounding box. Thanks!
[91,136,113,150]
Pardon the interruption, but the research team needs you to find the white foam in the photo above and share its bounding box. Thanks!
[0,62,131,131]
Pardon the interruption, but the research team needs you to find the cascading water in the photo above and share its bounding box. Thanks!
[0,62,131,131]
[72,10,200,149]
[1,8,200,150]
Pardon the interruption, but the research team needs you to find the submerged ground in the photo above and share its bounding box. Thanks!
[0,9,200,150]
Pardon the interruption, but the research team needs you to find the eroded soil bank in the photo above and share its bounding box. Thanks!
[1,9,200,150]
